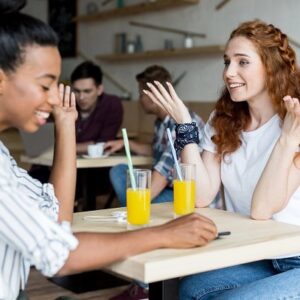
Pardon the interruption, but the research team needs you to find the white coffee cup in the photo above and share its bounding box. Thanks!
[87,143,105,157]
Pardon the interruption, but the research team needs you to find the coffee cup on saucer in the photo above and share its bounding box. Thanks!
[87,143,105,157]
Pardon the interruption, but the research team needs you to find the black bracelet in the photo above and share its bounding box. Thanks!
[174,122,199,157]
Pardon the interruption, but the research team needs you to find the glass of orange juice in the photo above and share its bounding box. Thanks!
[173,163,196,217]
[126,169,151,229]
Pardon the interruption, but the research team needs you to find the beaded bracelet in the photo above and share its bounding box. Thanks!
[174,122,199,157]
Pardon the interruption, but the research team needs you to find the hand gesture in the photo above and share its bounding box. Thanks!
[144,81,192,124]
[282,95,300,148]
[104,140,124,154]
[158,213,217,248]
[52,84,77,126]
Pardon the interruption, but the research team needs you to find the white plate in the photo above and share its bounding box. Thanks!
[82,154,109,159]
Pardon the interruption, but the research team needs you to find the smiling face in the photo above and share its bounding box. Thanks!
[0,45,61,132]
[72,78,103,114]
[223,36,269,104]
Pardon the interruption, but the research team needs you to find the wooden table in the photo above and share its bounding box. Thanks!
[21,151,152,210]
[20,151,152,168]
[72,203,300,299]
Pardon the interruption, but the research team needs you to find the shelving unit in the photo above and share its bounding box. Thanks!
[96,45,225,62]
[74,0,199,23]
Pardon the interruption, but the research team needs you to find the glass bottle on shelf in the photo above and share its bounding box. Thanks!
[135,35,143,52]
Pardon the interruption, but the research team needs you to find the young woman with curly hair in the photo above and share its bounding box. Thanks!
[145,20,300,299]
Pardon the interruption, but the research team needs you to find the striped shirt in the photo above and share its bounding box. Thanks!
[0,141,78,300]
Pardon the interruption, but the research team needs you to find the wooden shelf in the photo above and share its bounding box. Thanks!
[74,0,199,23]
[96,45,225,62]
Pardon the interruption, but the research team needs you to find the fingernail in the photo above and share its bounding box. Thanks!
[146,82,152,87]
[154,80,160,85]
[143,89,148,94]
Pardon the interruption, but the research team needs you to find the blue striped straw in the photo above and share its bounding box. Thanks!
[167,128,183,181]
[122,128,137,190]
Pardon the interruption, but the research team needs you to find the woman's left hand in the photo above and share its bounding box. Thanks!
[52,84,78,126]
[144,81,192,124]
[282,95,300,146]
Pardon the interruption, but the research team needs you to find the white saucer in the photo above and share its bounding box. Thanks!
[82,154,109,159]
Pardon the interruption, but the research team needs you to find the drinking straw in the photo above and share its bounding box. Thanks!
[122,128,137,190]
[167,128,183,181]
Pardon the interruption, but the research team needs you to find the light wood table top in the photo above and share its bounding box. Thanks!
[72,202,300,283]
[21,151,152,168]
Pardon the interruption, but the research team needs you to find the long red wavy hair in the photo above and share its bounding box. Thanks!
[211,20,300,158]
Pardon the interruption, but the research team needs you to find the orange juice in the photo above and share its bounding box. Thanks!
[173,180,195,216]
[126,188,151,226]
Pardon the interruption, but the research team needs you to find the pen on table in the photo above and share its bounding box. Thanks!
[216,231,231,239]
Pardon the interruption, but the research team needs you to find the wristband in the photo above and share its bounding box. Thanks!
[174,122,199,157]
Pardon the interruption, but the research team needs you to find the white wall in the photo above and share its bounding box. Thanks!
[25,0,300,102]
[22,0,48,22]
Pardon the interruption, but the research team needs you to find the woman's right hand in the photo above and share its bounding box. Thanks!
[144,81,192,124]
[157,213,217,248]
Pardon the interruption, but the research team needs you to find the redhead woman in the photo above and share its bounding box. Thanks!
[145,20,300,299]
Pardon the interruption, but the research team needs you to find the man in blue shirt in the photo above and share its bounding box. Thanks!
[105,65,204,206]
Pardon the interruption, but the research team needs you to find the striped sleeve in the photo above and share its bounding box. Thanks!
[0,157,78,277]
[0,143,59,221]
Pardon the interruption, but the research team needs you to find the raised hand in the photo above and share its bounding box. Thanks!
[52,84,78,125]
[144,81,192,124]
[158,213,217,248]
[282,95,300,147]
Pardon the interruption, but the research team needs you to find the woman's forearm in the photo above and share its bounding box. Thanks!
[251,135,300,219]
[50,122,77,222]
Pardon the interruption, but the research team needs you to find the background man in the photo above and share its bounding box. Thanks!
[70,61,124,209]
[105,65,204,206]
[71,61,123,154]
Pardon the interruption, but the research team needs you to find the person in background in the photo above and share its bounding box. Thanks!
[145,20,300,299]
[71,61,123,154]
[106,65,204,300]
[0,1,217,299]
[71,61,123,209]
[105,65,205,207]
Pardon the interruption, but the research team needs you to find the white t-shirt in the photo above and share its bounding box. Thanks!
[202,113,300,226]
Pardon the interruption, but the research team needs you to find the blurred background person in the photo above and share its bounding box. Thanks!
[71,61,124,209]
[106,65,204,299]
[71,61,123,154]
[106,65,204,207]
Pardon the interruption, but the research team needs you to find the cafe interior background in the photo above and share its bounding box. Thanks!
[23,0,300,102]
[7,0,300,298]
